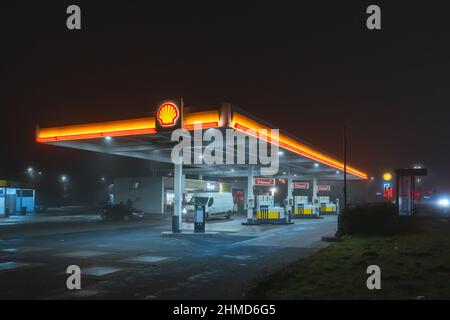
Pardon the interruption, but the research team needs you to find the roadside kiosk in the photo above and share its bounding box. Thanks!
[0,180,36,217]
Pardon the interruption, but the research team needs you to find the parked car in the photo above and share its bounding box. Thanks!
[183,192,234,221]
[100,204,144,221]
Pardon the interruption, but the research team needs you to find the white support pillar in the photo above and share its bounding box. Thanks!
[19,188,23,214]
[312,176,318,204]
[1,187,5,216]
[286,170,293,217]
[247,165,254,223]
[173,163,183,232]
[198,174,203,180]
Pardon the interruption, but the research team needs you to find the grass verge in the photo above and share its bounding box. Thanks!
[247,217,450,299]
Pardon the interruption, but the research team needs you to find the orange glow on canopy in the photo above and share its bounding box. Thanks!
[36,110,221,142]
[36,117,156,142]
[184,110,220,130]
[230,112,368,179]
[35,107,367,179]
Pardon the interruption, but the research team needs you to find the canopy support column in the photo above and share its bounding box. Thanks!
[247,165,254,223]
[312,176,318,204]
[172,162,183,233]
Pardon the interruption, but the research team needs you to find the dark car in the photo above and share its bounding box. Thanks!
[100,204,144,221]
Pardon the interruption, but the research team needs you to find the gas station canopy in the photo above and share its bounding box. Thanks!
[36,102,368,181]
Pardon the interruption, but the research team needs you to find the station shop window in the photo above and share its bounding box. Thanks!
[17,190,33,197]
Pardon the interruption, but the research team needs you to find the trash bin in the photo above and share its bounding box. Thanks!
[287,209,292,223]
[172,215,181,233]
[20,207,27,215]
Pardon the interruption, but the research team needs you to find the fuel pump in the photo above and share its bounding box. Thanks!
[318,196,338,214]
[255,195,290,224]
[293,196,319,218]
[194,204,206,233]
[284,195,293,222]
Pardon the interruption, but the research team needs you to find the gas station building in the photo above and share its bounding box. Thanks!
[0,180,36,216]
[36,100,368,232]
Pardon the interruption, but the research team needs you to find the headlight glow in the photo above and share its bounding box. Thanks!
[437,198,450,207]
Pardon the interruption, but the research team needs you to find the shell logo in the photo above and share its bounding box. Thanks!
[157,103,180,126]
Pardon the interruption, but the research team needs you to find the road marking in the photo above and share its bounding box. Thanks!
[55,250,110,258]
[0,246,50,253]
[187,270,218,281]
[82,266,122,277]
[0,261,45,273]
[223,254,254,260]
[120,255,172,265]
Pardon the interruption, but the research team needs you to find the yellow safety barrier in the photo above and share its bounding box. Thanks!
[257,211,280,220]
[320,205,336,213]
[294,207,314,214]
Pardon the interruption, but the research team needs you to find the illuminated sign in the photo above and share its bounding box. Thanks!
[293,182,309,189]
[383,172,392,181]
[318,185,331,191]
[383,183,393,199]
[157,103,180,127]
[155,99,183,132]
[254,178,276,186]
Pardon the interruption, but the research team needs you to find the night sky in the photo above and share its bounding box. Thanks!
[1,1,449,200]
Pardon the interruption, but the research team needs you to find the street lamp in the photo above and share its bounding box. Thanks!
[26,166,35,178]
[60,175,69,204]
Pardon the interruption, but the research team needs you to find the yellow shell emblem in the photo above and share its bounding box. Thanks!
[157,103,179,126]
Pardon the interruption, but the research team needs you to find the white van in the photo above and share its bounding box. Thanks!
[183,192,234,221]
